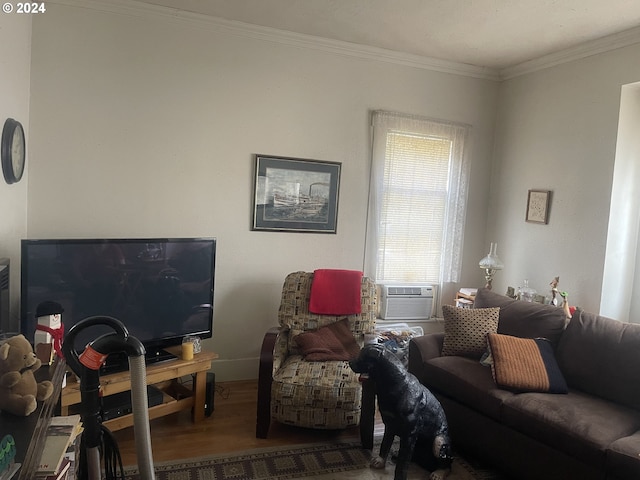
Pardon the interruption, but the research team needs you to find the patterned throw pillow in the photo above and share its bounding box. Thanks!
[487,333,568,393]
[441,305,500,358]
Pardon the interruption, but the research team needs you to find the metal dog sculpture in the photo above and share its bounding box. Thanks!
[350,344,453,480]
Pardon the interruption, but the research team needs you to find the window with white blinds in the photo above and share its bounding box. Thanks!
[365,111,471,285]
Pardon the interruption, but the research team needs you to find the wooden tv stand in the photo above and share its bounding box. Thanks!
[60,346,218,431]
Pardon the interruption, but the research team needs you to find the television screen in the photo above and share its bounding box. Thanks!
[21,238,215,361]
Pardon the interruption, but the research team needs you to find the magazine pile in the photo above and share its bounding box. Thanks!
[36,415,83,480]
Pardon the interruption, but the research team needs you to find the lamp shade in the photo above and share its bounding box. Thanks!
[479,242,504,271]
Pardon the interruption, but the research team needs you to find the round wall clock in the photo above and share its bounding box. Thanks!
[1,118,26,184]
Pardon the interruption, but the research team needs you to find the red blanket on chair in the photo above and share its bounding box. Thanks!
[309,269,363,315]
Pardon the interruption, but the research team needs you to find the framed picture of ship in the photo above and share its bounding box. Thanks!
[252,155,341,233]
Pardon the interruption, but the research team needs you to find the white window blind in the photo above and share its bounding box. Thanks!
[365,111,470,284]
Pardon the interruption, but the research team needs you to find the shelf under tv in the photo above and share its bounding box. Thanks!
[61,346,218,431]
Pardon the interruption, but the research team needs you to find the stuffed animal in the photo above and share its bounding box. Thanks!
[0,334,54,416]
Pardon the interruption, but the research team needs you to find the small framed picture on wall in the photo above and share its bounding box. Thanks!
[526,189,551,224]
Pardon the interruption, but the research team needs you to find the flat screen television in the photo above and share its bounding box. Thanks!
[20,237,215,371]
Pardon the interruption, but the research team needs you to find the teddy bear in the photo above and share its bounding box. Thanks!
[0,334,54,416]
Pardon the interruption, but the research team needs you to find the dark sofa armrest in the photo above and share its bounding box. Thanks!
[408,333,444,383]
[410,332,444,360]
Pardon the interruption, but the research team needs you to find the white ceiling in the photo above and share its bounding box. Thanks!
[137,0,640,70]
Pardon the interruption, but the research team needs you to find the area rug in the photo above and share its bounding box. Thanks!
[122,440,507,480]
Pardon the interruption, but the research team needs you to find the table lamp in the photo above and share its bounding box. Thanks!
[478,242,504,290]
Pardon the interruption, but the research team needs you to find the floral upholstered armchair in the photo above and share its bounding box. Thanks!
[256,271,377,448]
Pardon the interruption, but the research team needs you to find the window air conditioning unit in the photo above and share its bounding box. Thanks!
[377,284,436,320]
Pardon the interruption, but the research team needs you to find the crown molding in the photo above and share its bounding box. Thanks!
[47,0,640,82]
[500,25,640,80]
[47,0,501,81]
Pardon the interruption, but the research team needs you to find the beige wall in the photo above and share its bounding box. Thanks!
[27,3,498,380]
[9,1,640,377]
[0,14,31,333]
[7,1,640,377]
[491,44,640,313]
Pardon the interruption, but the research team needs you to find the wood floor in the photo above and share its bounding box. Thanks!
[111,380,382,466]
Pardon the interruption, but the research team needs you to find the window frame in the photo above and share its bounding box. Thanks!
[364,110,471,286]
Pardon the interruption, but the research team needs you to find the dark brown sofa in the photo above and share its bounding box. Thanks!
[408,288,640,480]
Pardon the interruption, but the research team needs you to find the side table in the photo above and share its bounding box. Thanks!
[454,291,475,308]
[61,347,218,431]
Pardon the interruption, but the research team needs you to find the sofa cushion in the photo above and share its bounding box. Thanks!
[272,355,362,429]
[607,431,640,480]
[441,305,499,359]
[501,390,640,468]
[273,355,361,404]
[423,355,514,420]
[556,308,640,410]
[474,288,567,345]
[487,333,568,393]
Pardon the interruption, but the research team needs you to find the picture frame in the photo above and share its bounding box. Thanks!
[526,189,551,224]
[252,155,341,233]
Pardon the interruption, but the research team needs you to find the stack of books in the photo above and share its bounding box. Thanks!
[459,287,478,297]
[455,287,477,308]
[36,415,83,480]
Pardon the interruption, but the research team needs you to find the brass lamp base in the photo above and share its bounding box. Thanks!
[484,269,496,290]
